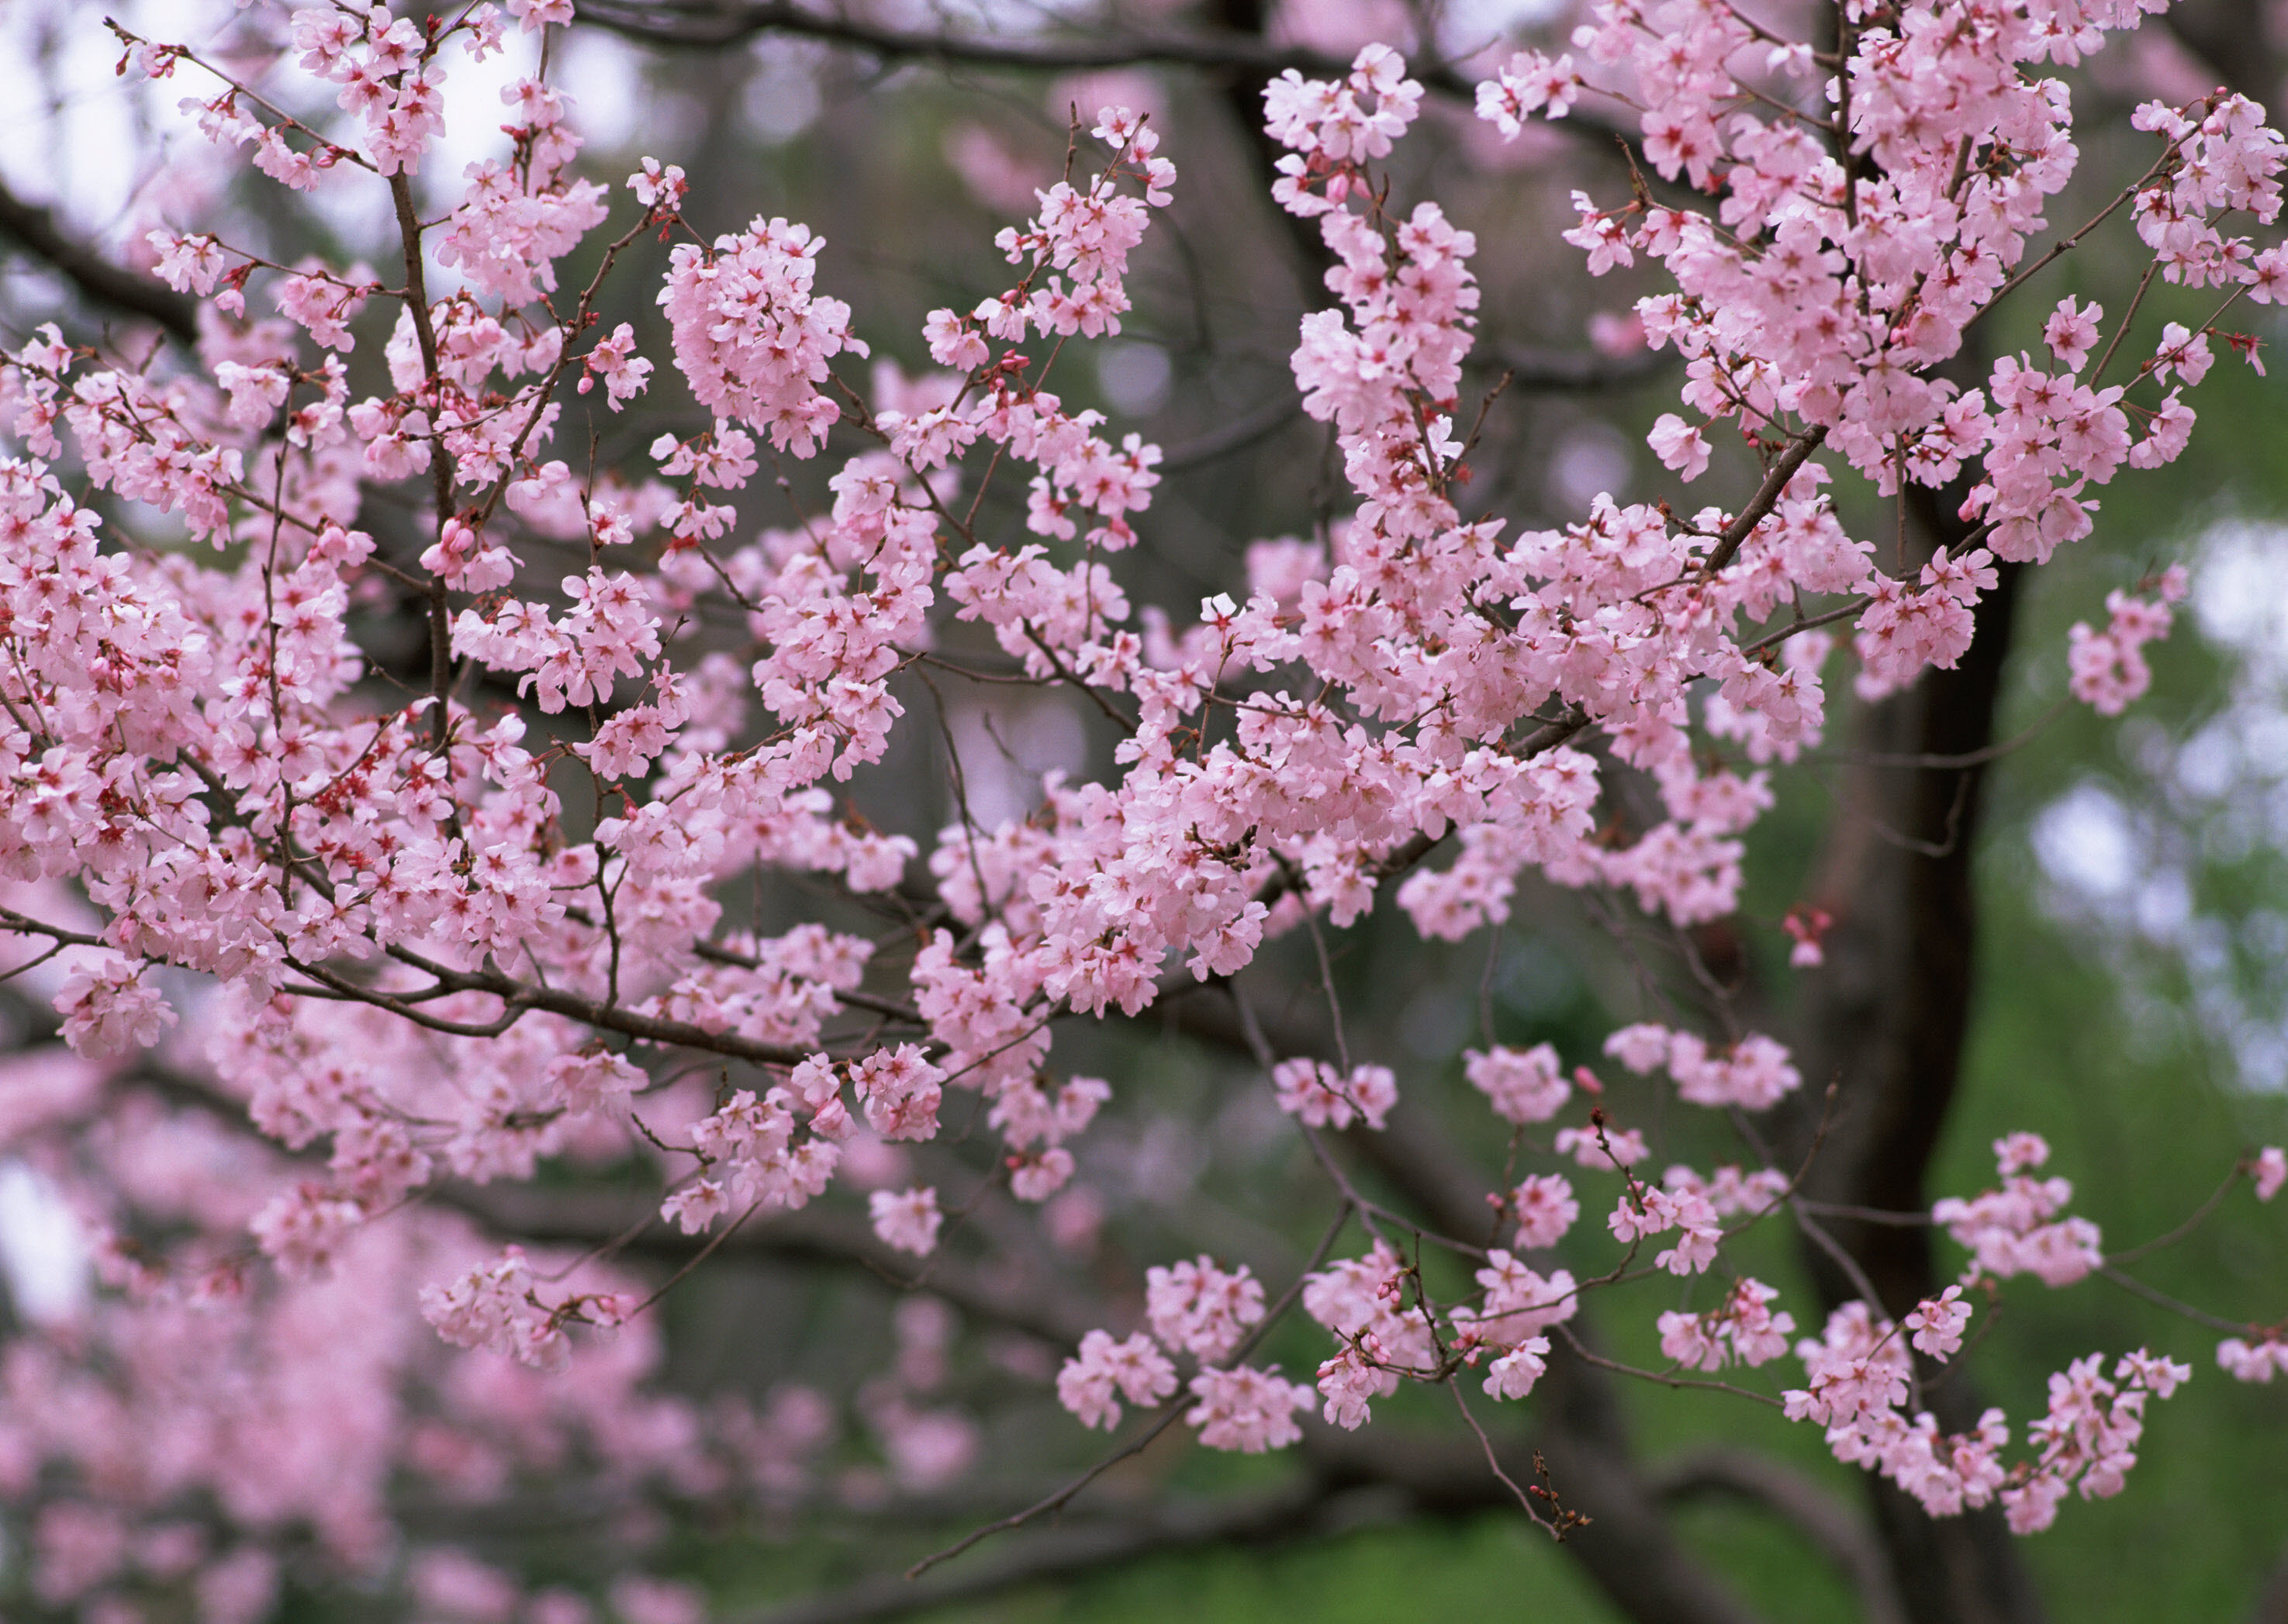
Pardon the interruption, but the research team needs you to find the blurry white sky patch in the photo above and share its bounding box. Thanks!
[556,26,647,154]
[945,696,1087,829]
[2031,782,2137,902]
[1442,0,1576,55]
[1096,340,1171,417]
[0,0,214,230]
[2194,520,2288,751]
[743,39,826,146]
[0,5,655,253]
[0,1162,88,1327]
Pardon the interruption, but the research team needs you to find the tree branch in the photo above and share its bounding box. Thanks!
[1488,339,1677,393]
[2251,1542,2288,1624]
[578,1,1467,89]
[1308,1415,1768,1624]
[1122,972,1767,1624]
[434,1182,1103,1346]
[1782,451,2051,1622]
[728,1479,1370,1624]
[0,178,198,346]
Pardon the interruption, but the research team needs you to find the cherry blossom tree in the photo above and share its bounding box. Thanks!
[0,2,2282,1622]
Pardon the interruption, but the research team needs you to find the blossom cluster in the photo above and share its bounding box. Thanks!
[0,0,2272,1607]
[1056,1256,1312,1451]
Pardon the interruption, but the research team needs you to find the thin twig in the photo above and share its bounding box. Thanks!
[905,1201,1356,1579]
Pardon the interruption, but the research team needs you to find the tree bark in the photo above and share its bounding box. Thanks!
[1785,500,2051,1624]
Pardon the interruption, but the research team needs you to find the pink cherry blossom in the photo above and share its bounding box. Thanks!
[1185,1364,1313,1452]
[1058,1329,1179,1429]
[868,1187,943,1256]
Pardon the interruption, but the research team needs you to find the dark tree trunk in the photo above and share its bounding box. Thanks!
[1784,496,2051,1623]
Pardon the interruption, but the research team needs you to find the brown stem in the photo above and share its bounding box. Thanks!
[387,172,457,752]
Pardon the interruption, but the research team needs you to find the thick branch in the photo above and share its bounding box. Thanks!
[436,1183,1101,1346]
[2252,1543,2288,1624]
[0,178,198,345]
[1783,461,2048,1622]
[579,1,1471,92]
[1489,339,1677,394]
[1650,1449,1910,1624]
[728,1481,1340,1624]
[1698,427,1829,579]
[1309,1415,1768,1624]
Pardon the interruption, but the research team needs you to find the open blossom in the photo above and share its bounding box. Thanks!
[2151,321,2214,385]
[1315,1339,1388,1429]
[851,1045,945,1141]
[1008,1145,1075,1201]
[1263,45,1422,169]
[1146,1256,1264,1363]
[2044,297,2103,371]
[628,157,687,209]
[1996,1132,2051,1176]
[544,1049,645,1116]
[2067,569,2186,715]
[580,322,654,409]
[1554,1123,1648,1169]
[249,1183,365,1277]
[54,955,176,1059]
[1302,1242,1401,1331]
[1602,1029,1793,1121]
[1647,413,1710,480]
[147,230,229,294]
[1664,1031,1802,1111]
[662,1179,731,1236]
[1464,1043,1569,1124]
[1057,1329,1177,1429]
[1784,1303,1911,1427]
[868,1187,943,1256]
[2217,1335,2288,1383]
[1934,1135,2103,1287]
[2000,1350,2189,1531]
[922,308,990,371]
[1670,1163,1788,1218]
[1270,1058,1396,1130]
[1483,1337,1550,1401]
[1471,1251,1579,1347]
[419,1249,568,1371]
[1603,1025,1672,1073]
[1657,1278,1794,1371]
[1607,1186,1722,1274]
[657,216,864,455]
[420,517,516,593]
[2255,1146,2286,1202]
[1906,1286,1973,1360]
[1186,1364,1312,1452]
[1509,1173,1578,1249]
[507,0,575,29]
[1474,49,1578,135]
[275,263,370,349]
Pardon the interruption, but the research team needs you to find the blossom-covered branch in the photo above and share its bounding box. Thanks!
[0,0,2279,1619]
